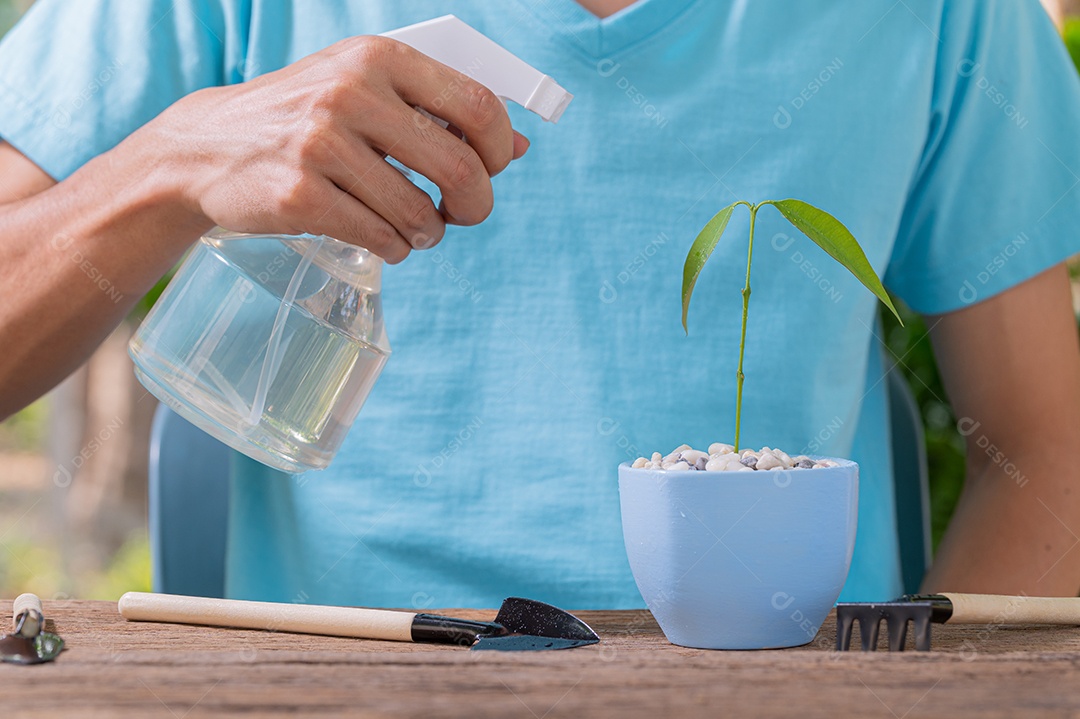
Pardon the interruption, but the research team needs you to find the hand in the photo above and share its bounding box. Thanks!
[142,35,529,263]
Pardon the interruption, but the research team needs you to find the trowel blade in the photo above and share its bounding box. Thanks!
[0,631,64,665]
[467,596,600,651]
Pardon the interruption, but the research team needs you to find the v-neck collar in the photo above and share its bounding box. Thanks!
[510,0,701,57]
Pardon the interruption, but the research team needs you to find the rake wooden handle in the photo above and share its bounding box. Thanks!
[118,592,416,641]
[13,593,43,637]
[943,593,1080,625]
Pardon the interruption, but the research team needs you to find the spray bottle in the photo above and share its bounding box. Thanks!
[129,16,573,473]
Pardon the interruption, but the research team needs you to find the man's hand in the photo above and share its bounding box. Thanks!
[922,263,1080,596]
[0,35,528,417]
[143,35,528,263]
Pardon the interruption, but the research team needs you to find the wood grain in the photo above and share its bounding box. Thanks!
[2,600,1080,718]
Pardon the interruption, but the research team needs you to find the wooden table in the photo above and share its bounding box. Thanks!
[2,600,1080,717]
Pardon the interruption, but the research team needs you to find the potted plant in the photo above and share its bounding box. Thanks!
[619,199,902,649]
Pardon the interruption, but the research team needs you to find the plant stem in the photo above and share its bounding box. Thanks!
[734,203,759,453]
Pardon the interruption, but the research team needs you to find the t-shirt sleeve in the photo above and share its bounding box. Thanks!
[885,0,1080,315]
[0,0,250,180]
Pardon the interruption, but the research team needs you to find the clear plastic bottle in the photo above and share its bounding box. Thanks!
[129,230,390,472]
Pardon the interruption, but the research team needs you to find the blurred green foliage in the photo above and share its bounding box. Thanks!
[881,306,966,549]
[0,0,150,604]
[1065,17,1080,70]
[132,268,176,319]
[0,539,66,597]
[0,534,151,600]
[84,534,153,599]
[0,0,31,35]
[0,397,46,451]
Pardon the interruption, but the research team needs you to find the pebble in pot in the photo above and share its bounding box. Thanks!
[632,444,836,471]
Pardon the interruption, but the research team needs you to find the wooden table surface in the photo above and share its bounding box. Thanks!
[2,600,1080,718]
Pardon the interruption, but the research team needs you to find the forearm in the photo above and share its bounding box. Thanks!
[922,264,1080,597]
[0,134,210,418]
[923,444,1080,596]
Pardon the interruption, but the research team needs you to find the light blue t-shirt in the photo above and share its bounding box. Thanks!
[2,0,1078,607]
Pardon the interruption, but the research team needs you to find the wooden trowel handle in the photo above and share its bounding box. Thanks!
[13,593,43,637]
[943,593,1080,625]
[118,592,416,641]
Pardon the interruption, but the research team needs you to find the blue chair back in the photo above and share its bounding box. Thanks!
[148,402,231,597]
[887,370,932,594]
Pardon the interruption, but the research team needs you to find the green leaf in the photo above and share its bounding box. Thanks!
[682,202,739,333]
[770,199,903,324]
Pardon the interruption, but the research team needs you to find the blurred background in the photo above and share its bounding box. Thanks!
[1,0,1079,600]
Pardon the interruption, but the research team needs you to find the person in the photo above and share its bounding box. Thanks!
[0,0,1078,608]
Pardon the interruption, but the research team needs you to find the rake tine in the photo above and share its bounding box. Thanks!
[886,614,909,652]
[913,614,932,651]
[858,616,880,651]
[836,611,855,651]
[836,600,939,652]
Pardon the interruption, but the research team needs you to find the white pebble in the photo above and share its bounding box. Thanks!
[704,458,726,471]
[680,450,709,465]
[632,457,648,469]
[816,459,839,468]
[724,454,747,469]
[756,452,784,471]
[773,449,794,468]
[708,443,734,455]
[740,449,760,460]
[667,461,691,471]
[651,452,663,463]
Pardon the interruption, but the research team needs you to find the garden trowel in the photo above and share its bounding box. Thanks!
[119,593,599,651]
[0,593,64,665]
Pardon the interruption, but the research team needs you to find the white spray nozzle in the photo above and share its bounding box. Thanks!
[382,15,573,123]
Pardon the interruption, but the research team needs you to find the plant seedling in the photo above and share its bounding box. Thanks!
[682,199,903,452]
